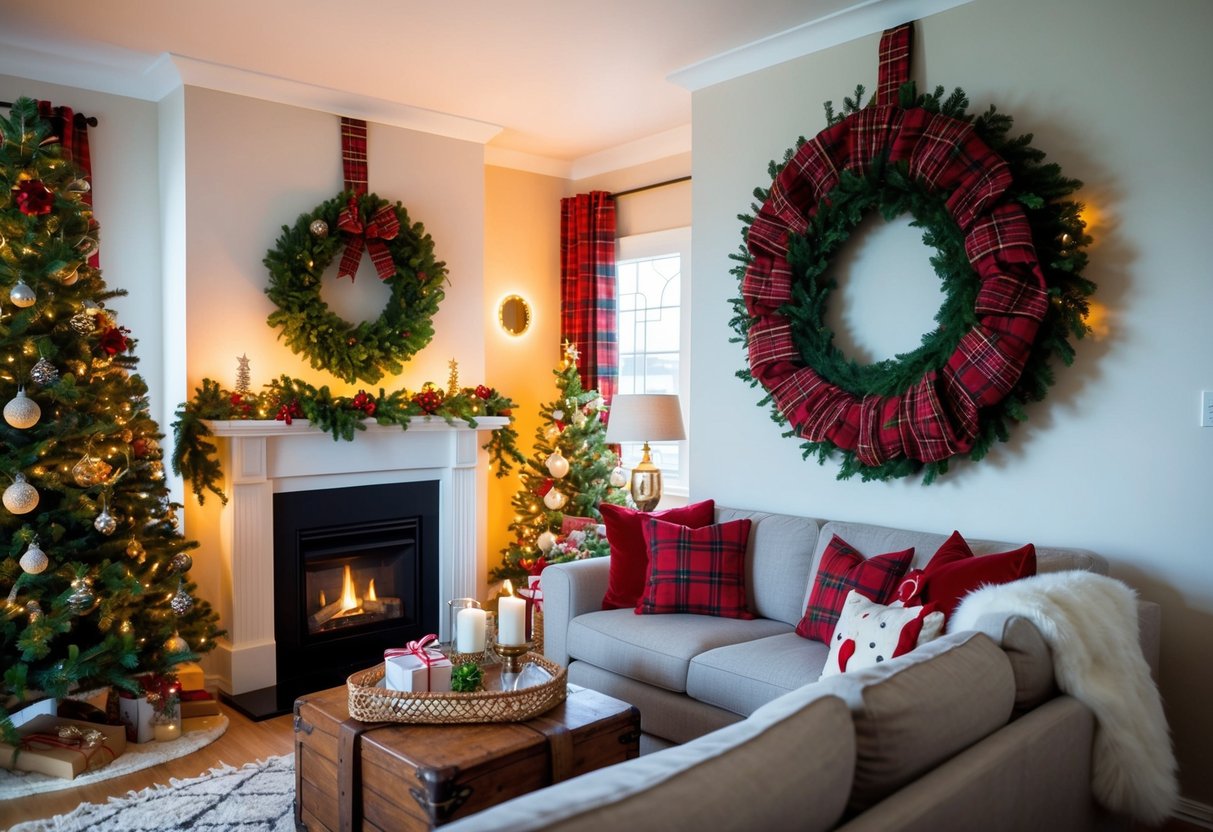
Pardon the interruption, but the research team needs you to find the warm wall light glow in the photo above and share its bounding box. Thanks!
[1083,300,1111,340]
[502,578,515,597]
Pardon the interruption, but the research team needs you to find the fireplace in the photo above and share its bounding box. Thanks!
[192,417,506,717]
[273,481,439,710]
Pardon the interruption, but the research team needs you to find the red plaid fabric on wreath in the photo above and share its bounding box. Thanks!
[741,25,1050,469]
[636,517,754,619]
[795,535,914,643]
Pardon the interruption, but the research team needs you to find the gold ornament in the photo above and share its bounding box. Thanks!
[126,538,145,559]
[164,631,189,653]
[72,453,113,488]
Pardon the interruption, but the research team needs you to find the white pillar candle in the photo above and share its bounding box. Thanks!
[456,606,487,653]
[498,594,527,646]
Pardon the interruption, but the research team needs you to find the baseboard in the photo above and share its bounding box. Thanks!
[1176,797,1213,829]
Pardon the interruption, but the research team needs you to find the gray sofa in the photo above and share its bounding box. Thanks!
[445,508,1159,830]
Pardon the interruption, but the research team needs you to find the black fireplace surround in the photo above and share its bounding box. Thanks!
[267,480,440,714]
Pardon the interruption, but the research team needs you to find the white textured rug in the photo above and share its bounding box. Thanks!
[0,716,229,799]
[9,753,295,832]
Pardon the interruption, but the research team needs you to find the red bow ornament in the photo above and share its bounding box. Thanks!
[336,197,400,281]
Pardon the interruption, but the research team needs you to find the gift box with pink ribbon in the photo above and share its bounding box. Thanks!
[384,634,452,693]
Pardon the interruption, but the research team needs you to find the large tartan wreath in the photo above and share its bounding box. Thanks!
[730,74,1093,484]
[265,191,446,385]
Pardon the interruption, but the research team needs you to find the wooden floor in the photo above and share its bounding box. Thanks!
[0,704,295,829]
[0,703,1206,831]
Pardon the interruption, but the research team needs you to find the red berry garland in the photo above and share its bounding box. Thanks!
[411,385,444,414]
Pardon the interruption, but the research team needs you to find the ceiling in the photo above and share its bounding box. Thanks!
[0,0,943,175]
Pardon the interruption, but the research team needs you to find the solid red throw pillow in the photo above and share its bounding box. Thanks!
[795,535,914,643]
[905,531,1036,617]
[600,499,716,610]
[635,517,754,619]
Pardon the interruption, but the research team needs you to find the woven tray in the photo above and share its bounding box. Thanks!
[347,653,567,724]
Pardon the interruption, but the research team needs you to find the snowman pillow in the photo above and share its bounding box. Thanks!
[821,589,945,677]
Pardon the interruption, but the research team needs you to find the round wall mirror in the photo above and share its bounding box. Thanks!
[498,294,531,337]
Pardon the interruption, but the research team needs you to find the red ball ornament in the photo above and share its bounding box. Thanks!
[536,478,554,497]
[474,385,493,399]
[411,387,444,414]
[14,179,55,216]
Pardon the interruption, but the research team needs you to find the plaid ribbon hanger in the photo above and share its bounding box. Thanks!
[336,117,400,280]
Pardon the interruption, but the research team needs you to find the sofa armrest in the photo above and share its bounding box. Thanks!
[541,558,611,667]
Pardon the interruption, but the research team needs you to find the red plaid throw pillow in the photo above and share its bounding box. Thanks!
[600,499,716,610]
[795,535,914,643]
[635,517,754,619]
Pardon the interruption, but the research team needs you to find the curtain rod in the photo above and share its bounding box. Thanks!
[0,101,98,127]
[611,175,691,199]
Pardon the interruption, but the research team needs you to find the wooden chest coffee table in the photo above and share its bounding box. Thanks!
[294,682,640,831]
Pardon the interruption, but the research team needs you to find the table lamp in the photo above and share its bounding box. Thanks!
[605,394,686,511]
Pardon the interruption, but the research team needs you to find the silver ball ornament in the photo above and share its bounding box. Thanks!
[309,219,329,238]
[165,631,189,653]
[170,581,194,616]
[67,577,98,615]
[4,388,41,429]
[29,358,59,387]
[94,508,117,535]
[9,281,36,308]
[19,539,48,574]
[609,467,627,488]
[3,474,39,514]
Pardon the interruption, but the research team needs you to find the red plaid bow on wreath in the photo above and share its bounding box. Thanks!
[337,197,400,281]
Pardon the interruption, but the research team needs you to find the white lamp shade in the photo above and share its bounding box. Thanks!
[605,394,686,443]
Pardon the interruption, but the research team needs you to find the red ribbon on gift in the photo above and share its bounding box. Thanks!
[385,634,441,690]
[336,197,399,281]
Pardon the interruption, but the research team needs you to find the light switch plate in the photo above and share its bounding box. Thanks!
[1202,391,1213,428]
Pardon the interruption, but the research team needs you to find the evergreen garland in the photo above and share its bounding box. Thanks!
[264,191,446,385]
[729,83,1094,483]
[172,376,525,505]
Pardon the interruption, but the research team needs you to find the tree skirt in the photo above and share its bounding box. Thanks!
[0,715,229,799]
[9,751,293,832]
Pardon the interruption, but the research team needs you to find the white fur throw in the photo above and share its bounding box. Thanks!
[949,571,1177,825]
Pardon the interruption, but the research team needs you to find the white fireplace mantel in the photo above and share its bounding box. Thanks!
[198,416,507,696]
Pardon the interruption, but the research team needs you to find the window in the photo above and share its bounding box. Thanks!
[615,227,691,495]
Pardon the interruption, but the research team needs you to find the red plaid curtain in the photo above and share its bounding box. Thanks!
[560,191,618,401]
[38,100,98,268]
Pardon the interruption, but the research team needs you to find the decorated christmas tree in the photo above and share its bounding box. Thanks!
[492,343,630,585]
[0,98,222,726]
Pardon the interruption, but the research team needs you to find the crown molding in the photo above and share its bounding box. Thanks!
[169,54,501,144]
[568,124,692,182]
[483,147,572,179]
[669,0,975,92]
[0,34,171,101]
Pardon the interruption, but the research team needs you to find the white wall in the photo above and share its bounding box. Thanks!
[0,76,166,439]
[690,0,1213,803]
[180,87,486,396]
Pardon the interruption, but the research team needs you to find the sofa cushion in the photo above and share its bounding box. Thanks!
[566,608,790,692]
[636,517,753,619]
[796,535,914,642]
[600,500,716,610]
[716,507,822,626]
[816,630,1016,813]
[441,689,856,832]
[687,632,829,716]
[821,591,945,677]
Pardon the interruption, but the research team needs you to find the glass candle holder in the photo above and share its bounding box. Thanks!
[448,597,483,651]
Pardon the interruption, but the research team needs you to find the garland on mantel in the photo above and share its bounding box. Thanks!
[171,376,525,505]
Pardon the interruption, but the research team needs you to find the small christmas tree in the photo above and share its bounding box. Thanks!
[492,343,629,585]
[0,99,222,726]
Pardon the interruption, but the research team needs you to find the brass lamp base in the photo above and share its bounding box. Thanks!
[629,442,663,512]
